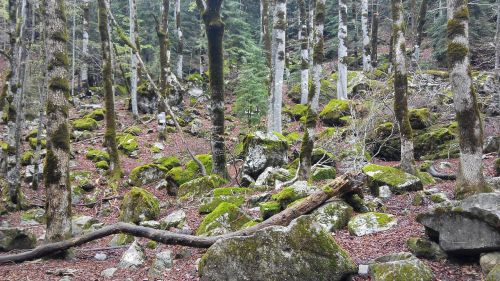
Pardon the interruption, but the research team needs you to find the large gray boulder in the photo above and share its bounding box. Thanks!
[0,228,37,252]
[369,252,434,281]
[417,192,500,255]
[198,215,356,281]
[240,132,288,185]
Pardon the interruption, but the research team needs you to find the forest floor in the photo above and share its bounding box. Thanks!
[0,77,499,281]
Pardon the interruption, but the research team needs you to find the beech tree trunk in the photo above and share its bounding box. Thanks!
[413,0,429,65]
[267,0,286,134]
[337,0,348,100]
[98,0,121,180]
[371,0,379,67]
[175,0,183,79]
[198,0,229,178]
[157,0,171,140]
[129,0,139,119]
[298,0,325,180]
[392,0,416,175]
[81,0,90,93]
[447,0,489,198]
[361,0,371,72]
[495,0,500,80]
[43,0,72,247]
[299,0,309,105]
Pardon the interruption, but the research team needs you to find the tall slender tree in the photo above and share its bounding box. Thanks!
[267,0,286,133]
[44,0,72,246]
[337,0,348,100]
[412,0,429,65]
[361,0,371,72]
[392,0,416,175]
[81,0,90,93]
[98,0,121,179]
[299,0,309,104]
[495,0,500,80]
[298,0,325,180]
[447,0,489,198]
[371,0,379,67]
[175,0,183,79]
[197,0,228,178]
[156,0,171,140]
[129,0,139,118]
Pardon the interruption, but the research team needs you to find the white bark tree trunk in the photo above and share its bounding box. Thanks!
[267,0,286,134]
[447,0,489,198]
[361,0,371,72]
[81,0,90,91]
[495,0,500,80]
[337,0,348,100]
[175,0,183,79]
[70,0,76,102]
[129,0,139,118]
[299,0,309,104]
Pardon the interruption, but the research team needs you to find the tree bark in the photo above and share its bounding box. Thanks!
[298,0,324,181]
[337,0,348,100]
[370,0,379,67]
[175,0,183,79]
[0,173,363,264]
[361,0,372,72]
[129,0,139,119]
[298,0,309,105]
[267,0,286,134]
[43,0,72,248]
[70,0,76,103]
[495,0,500,80]
[447,0,489,198]
[156,0,171,140]
[98,0,122,180]
[392,0,416,175]
[197,0,228,178]
[412,0,429,65]
[81,0,90,93]
[261,0,271,67]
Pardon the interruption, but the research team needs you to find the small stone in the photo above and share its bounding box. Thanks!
[378,185,392,198]
[160,210,186,230]
[118,241,146,268]
[148,250,173,278]
[348,212,397,236]
[429,192,448,203]
[95,252,107,261]
[407,237,446,260]
[100,268,117,278]
[480,252,500,275]
[139,220,161,229]
[439,162,452,169]
[175,248,192,259]
[358,264,369,275]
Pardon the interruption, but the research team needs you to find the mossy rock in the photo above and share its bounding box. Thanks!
[166,167,196,188]
[286,158,300,175]
[241,132,288,180]
[21,150,34,165]
[119,187,160,224]
[272,181,317,209]
[123,126,142,136]
[414,122,458,160]
[84,108,105,121]
[422,69,449,78]
[429,193,448,203]
[212,187,252,197]
[153,156,181,170]
[117,133,139,155]
[312,166,337,182]
[96,160,109,170]
[407,237,446,260]
[409,108,436,130]
[312,148,336,166]
[199,195,246,214]
[369,252,434,281]
[196,202,252,236]
[0,228,37,252]
[72,117,99,131]
[311,200,354,231]
[129,164,169,186]
[347,212,397,236]
[86,148,110,163]
[416,171,436,186]
[319,99,351,126]
[70,171,94,192]
[21,208,45,224]
[28,137,46,149]
[486,265,500,281]
[259,201,281,219]
[198,215,357,281]
[362,164,423,195]
[0,140,8,152]
[178,175,228,200]
[109,233,134,246]
[186,154,213,175]
[284,104,308,121]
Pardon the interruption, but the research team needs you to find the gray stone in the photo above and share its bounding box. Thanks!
[358,264,369,275]
[311,200,354,231]
[148,250,173,278]
[160,210,186,230]
[254,167,291,187]
[198,215,356,281]
[417,193,500,255]
[484,136,500,154]
[429,192,448,203]
[139,220,161,229]
[0,228,37,252]
[480,252,500,275]
[486,264,500,281]
[118,241,146,268]
[407,237,446,260]
[100,268,117,278]
[348,212,397,236]
[189,119,203,136]
[71,215,100,236]
[369,252,434,281]
[378,185,392,198]
[95,252,107,261]
[362,164,423,195]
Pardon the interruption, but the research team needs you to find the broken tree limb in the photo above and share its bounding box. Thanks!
[427,163,456,180]
[0,173,363,264]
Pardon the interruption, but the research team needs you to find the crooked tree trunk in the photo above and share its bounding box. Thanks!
[175,0,183,79]
[129,0,139,119]
[298,0,309,105]
[337,0,348,100]
[43,0,72,247]
[98,0,121,180]
[198,0,228,178]
[81,0,90,93]
[298,0,325,180]
[447,0,489,198]
[157,0,171,141]
[0,173,363,264]
[267,0,286,134]
[392,0,416,175]
[412,0,429,65]
[361,0,371,72]
[371,0,379,67]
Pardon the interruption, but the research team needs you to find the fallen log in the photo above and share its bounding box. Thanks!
[0,173,364,264]
[427,164,456,180]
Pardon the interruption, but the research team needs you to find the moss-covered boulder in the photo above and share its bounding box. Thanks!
[28,137,46,149]
[165,167,196,191]
[348,212,397,236]
[0,228,37,252]
[119,187,160,224]
[123,125,142,136]
[414,122,458,160]
[272,181,317,209]
[198,215,356,281]
[283,104,308,121]
[20,208,45,224]
[186,154,213,174]
[86,148,110,163]
[96,160,109,170]
[362,164,423,195]
[259,201,281,219]
[311,200,353,231]
[72,117,99,131]
[84,108,105,121]
[312,148,336,166]
[319,99,351,126]
[71,215,100,236]
[117,133,139,155]
[21,150,34,165]
[71,171,94,192]
[154,156,181,170]
[199,195,246,214]
[129,164,169,186]
[409,108,435,130]
[367,122,401,161]
[311,165,337,182]
[369,252,434,281]
[196,202,252,236]
[178,175,227,200]
[407,237,446,260]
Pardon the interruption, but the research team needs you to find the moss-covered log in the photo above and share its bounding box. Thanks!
[98,0,122,180]
[391,0,416,175]
[447,0,489,198]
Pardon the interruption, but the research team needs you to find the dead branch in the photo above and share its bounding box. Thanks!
[0,173,362,264]
[427,163,456,180]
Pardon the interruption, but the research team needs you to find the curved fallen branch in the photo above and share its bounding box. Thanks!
[427,164,456,180]
[0,173,363,264]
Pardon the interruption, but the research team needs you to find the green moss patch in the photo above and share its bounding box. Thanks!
[178,174,228,199]
[119,187,160,224]
[129,164,169,186]
[362,164,423,194]
[117,133,139,155]
[72,117,98,131]
[319,99,351,126]
[154,156,181,170]
[84,108,105,121]
[86,149,110,163]
[196,202,252,236]
[259,201,281,219]
[199,195,246,214]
